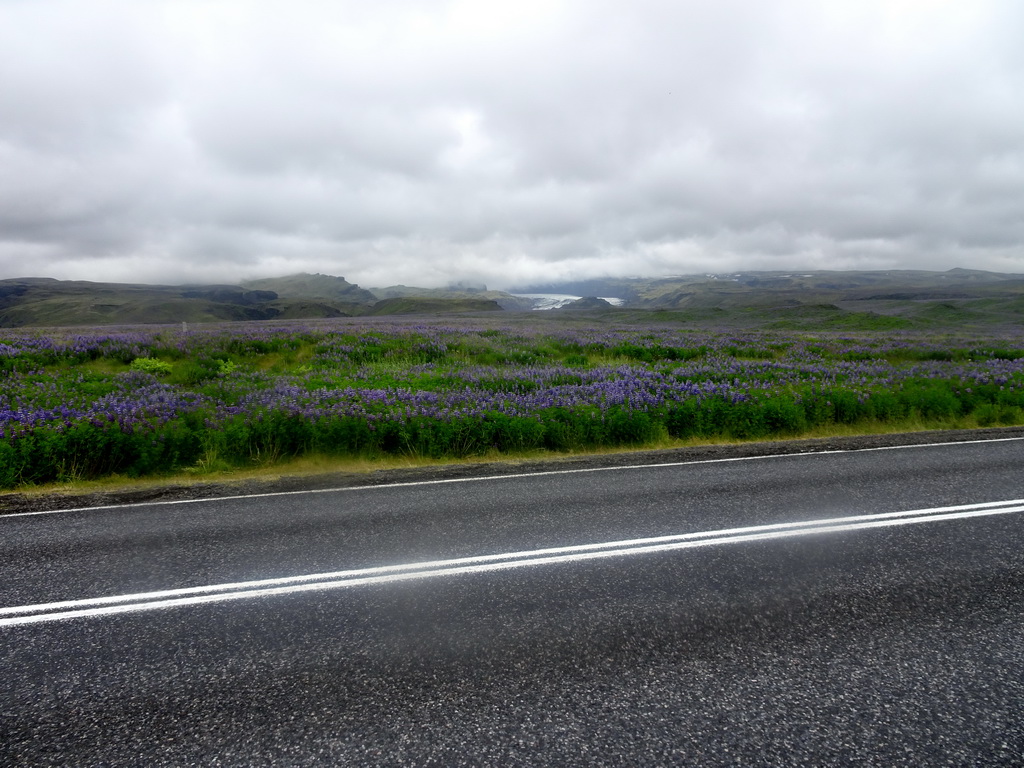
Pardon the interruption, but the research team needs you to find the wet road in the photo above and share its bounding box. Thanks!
[2,437,1023,765]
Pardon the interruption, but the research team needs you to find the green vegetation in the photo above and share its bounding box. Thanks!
[129,357,173,376]
[0,274,500,328]
[1,317,1023,489]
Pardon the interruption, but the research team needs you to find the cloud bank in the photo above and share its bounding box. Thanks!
[1,0,1022,288]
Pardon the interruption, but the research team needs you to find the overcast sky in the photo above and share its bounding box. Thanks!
[1,0,1022,289]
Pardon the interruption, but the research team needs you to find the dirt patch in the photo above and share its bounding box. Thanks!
[3,426,1023,516]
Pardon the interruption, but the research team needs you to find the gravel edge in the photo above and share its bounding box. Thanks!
[3,425,1023,515]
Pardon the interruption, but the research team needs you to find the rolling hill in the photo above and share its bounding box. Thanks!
[0,274,506,327]
[2,269,1023,328]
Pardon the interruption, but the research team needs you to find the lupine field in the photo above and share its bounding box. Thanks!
[1,317,1024,489]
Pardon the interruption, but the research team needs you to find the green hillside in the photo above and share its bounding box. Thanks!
[0,274,507,327]
[515,269,1024,329]
[371,284,534,311]
[2,269,1023,329]
[366,297,503,315]
[239,273,376,305]
[0,278,281,327]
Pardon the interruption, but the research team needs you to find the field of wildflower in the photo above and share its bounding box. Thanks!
[2,317,1023,489]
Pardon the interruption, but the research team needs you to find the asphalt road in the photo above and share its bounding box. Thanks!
[2,437,1023,766]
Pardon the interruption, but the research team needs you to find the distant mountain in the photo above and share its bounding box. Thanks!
[510,277,646,303]
[557,296,614,311]
[371,284,535,311]
[513,269,1024,310]
[244,274,510,315]
[239,273,377,305]
[2,268,1023,328]
[366,297,503,315]
[0,278,295,327]
[0,274,508,327]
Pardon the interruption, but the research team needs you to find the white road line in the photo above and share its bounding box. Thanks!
[2,498,1022,627]
[3,435,1023,519]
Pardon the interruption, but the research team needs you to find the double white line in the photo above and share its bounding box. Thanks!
[3,498,1023,627]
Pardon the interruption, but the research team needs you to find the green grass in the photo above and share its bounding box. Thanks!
[4,318,1024,490]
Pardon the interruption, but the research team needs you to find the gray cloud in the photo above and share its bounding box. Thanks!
[1,0,1022,289]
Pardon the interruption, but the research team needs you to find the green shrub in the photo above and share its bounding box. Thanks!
[129,357,173,376]
[761,397,807,434]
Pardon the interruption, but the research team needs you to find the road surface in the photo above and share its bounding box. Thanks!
[2,437,1023,765]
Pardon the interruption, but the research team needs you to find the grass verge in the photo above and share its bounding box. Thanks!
[4,413,1018,500]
